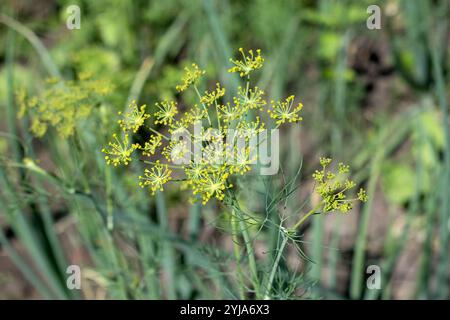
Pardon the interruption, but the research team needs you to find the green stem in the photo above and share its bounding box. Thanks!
[148,127,170,141]
[431,14,450,298]
[141,160,183,169]
[230,195,260,299]
[264,202,321,299]
[264,230,288,299]
[291,202,323,231]
[193,84,212,126]
[156,191,176,299]
[350,149,383,299]
[105,165,114,230]
[0,14,61,78]
[231,211,245,299]
[214,100,221,131]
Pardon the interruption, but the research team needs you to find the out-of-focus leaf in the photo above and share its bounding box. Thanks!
[381,161,417,204]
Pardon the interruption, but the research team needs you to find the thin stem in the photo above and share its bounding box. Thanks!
[105,163,114,230]
[156,191,177,299]
[0,14,61,78]
[234,207,261,299]
[141,160,183,169]
[291,202,323,231]
[264,230,288,299]
[148,127,170,141]
[431,10,450,298]
[265,202,321,299]
[193,84,212,126]
[126,57,154,107]
[231,211,246,299]
[245,75,250,96]
[229,193,261,298]
[214,100,221,131]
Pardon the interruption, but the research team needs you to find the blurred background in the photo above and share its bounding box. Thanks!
[0,0,449,299]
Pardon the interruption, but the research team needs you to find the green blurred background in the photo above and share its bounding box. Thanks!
[0,0,449,299]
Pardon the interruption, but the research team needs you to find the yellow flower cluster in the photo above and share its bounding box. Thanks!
[138,160,172,195]
[200,83,226,106]
[154,100,178,125]
[268,95,303,125]
[102,133,139,166]
[102,49,305,204]
[312,157,368,213]
[228,48,264,77]
[234,86,266,111]
[118,101,150,133]
[175,63,205,92]
[140,135,162,157]
[17,74,113,137]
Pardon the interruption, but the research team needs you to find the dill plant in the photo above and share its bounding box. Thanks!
[100,48,367,299]
[12,45,367,299]
[17,73,113,138]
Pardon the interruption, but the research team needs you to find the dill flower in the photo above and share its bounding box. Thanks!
[320,157,332,167]
[218,103,243,123]
[103,48,310,205]
[18,75,113,137]
[16,87,37,118]
[31,118,48,137]
[201,83,226,106]
[236,116,265,138]
[198,127,224,143]
[228,48,264,77]
[312,158,367,213]
[162,140,191,163]
[357,188,368,202]
[338,162,350,174]
[181,104,207,126]
[184,162,206,182]
[168,120,190,136]
[235,86,266,111]
[140,135,162,156]
[118,100,150,133]
[176,63,205,92]
[268,95,303,125]
[154,100,178,125]
[201,142,225,166]
[191,168,232,204]
[102,133,139,166]
[138,161,172,195]
[228,147,256,175]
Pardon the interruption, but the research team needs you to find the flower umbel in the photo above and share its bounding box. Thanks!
[268,95,303,125]
[163,140,191,163]
[140,135,163,156]
[18,75,113,137]
[102,133,138,166]
[102,48,308,204]
[190,168,232,204]
[312,157,367,213]
[176,63,205,92]
[118,100,150,133]
[138,161,172,194]
[234,86,266,111]
[201,83,226,106]
[228,48,264,77]
[218,103,242,123]
[155,100,178,125]
[357,188,368,202]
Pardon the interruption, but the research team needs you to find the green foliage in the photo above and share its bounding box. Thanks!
[0,0,448,301]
